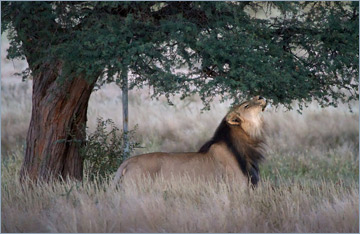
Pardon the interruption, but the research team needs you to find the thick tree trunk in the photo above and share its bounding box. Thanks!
[20,62,97,182]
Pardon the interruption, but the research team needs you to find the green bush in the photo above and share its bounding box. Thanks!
[81,118,139,181]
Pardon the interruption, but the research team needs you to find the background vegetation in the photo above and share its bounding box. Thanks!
[1,35,359,232]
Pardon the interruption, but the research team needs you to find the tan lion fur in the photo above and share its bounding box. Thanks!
[113,96,267,187]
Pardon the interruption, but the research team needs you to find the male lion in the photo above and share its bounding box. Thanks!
[113,96,267,187]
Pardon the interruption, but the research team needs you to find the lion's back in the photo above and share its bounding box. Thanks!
[114,151,221,183]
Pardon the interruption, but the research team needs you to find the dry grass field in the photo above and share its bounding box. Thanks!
[1,34,359,232]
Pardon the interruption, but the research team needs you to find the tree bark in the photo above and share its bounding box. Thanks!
[20,61,97,182]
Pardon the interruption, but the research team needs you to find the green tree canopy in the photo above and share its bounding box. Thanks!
[3,2,358,109]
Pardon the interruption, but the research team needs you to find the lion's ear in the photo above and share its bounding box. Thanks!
[226,112,243,125]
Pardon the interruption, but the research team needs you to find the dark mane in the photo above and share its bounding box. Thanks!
[198,118,264,187]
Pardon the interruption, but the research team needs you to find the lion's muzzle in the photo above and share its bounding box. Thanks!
[252,96,267,111]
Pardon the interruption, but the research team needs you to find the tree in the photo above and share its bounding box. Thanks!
[2,2,358,181]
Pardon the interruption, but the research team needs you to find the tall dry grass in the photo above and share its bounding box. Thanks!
[1,34,359,232]
[2,151,359,233]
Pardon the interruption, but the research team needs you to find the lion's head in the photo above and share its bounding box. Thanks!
[198,96,267,186]
[226,95,267,138]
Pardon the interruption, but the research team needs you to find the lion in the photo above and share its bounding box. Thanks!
[113,95,267,187]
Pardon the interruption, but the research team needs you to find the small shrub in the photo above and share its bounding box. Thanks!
[81,118,140,181]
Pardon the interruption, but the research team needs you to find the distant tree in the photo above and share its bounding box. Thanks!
[2,2,358,181]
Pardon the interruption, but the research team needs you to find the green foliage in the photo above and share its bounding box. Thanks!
[2,2,358,109]
[81,118,139,181]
